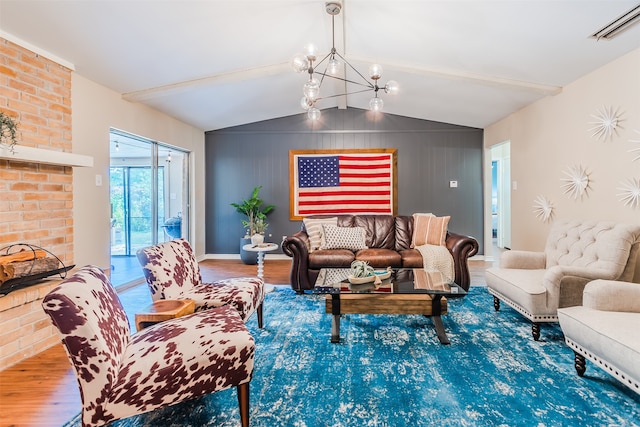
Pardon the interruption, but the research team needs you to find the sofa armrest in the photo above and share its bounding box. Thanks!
[445,232,479,291]
[583,279,640,313]
[282,231,312,292]
[500,250,545,269]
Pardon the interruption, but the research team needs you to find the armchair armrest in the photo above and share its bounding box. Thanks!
[500,250,545,269]
[583,279,640,313]
[544,266,619,309]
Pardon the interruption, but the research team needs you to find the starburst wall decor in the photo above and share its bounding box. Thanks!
[561,164,591,200]
[588,105,623,141]
[532,195,554,222]
[618,178,640,209]
[630,129,640,162]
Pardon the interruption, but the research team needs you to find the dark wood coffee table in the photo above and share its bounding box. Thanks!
[314,268,466,345]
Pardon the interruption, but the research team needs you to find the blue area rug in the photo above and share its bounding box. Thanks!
[64,286,640,427]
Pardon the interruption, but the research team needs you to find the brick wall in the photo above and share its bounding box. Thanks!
[0,37,74,369]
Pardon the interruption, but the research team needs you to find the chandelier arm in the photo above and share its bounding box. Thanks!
[333,51,375,89]
[315,52,333,86]
[316,87,373,101]
[315,72,373,89]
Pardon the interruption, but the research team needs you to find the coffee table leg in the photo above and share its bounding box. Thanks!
[432,316,450,345]
[431,295,450,345]
[331,315,340,343]
[330,293,341,343]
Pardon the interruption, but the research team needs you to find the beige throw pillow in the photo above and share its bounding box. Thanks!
[411,213,450,247]
[320,225,368,251]
[303,217,338,252]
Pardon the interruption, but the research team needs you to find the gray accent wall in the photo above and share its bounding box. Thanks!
[205,107,484,255]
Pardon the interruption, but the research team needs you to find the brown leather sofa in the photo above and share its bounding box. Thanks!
[282,215,479,293]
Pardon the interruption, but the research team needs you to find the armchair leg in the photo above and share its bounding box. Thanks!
[257,302,263,329]
[574,352,586,377]
[532,323,541,341]
[493,296,500,311]
[237,382,250,427]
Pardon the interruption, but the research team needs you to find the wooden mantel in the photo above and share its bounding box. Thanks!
[0,145,93,167]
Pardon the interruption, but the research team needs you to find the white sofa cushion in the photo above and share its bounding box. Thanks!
[485,268,553,319]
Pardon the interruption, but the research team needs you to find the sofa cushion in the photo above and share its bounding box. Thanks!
[355,248,402,268]
[395,216,413,251]
[400,249,423,268]
[303,217,338,252]
[309,250,355,268]
[411,214,449,247]
[321,225,368,251]
[354,215,396,250]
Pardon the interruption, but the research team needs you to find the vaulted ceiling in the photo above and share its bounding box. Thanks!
[1,1,639,131]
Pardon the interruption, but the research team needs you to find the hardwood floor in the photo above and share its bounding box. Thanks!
[0,258,492,427]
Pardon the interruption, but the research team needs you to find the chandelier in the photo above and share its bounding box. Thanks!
[291,1,398,121]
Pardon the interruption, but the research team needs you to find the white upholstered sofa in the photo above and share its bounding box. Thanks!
[486,219,640,340]
[558,279,640,395]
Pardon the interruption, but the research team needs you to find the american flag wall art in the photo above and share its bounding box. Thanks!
[289,149,397,219]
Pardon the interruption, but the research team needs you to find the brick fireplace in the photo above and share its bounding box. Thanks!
[0,37,75,370]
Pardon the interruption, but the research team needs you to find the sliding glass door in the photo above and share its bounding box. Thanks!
[110,166,165,256]
[109,129,189,287]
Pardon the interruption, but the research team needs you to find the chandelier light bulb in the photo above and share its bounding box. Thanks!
[327,58,341,75]
[291,54,309,73]
[369,64,383,80]
[308,107,321,121]
[303,78,320,101]
[300,97,311,110]
[303,43,317,61]
[384,80,399,95]
[369,97,384,112]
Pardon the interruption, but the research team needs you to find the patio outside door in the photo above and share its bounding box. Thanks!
[109,129,190,287]
[110,166,165,256]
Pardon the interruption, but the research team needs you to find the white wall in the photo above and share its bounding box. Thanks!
[484,48,640,278]
[72,73,206,270]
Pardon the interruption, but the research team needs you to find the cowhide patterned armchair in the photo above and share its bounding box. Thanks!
[137,238,264,328]
[42,266,255,427]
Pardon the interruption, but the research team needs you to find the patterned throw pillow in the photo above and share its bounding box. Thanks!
[303,217,338,252]
[320,225,368,251]
[411,213,450,247]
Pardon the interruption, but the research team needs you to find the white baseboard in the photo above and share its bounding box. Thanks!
[198,253,291,262]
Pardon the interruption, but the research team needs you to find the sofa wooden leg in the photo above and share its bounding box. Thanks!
[257,302,263,329]
[237,382,250,427]
[493,296,500,311]
[532,323,541,341]
[574,352,586,377]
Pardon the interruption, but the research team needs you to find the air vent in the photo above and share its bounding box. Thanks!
[590,4,640,40]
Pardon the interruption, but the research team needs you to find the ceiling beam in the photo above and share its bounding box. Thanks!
[347,56,563,96]
[122,62,290,102]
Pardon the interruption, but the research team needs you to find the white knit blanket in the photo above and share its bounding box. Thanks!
[415,244,454,280]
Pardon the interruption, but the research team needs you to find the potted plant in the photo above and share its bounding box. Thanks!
[231,186,274,263]
[0,111,19,153]
[251,215,268,245]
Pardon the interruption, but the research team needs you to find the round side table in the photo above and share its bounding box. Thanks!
[242,242,279,293]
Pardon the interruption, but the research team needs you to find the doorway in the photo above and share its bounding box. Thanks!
[109,129,190,288]
[490,141,511,250]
